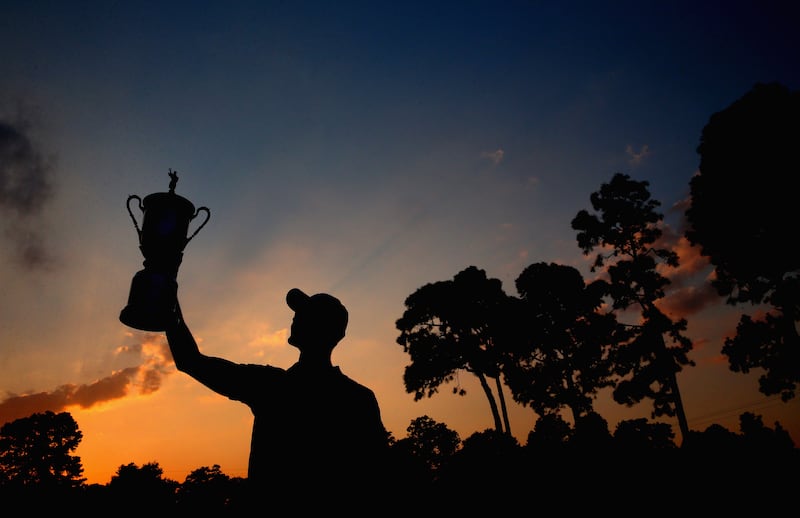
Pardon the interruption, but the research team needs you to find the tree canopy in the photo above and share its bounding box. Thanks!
[395,265,516,434]
[505,262,620,422]
[0,410,85,489]
[686,82,800,402]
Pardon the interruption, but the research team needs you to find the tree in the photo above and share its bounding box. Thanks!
[108,461,179,509]
[177,464,246,512]
[570,411,613,450]
[526,413,573,450]
[435,428,522,504]
[0,410,85,489]
[685,82,800,402]
[737,411,795,451]
[396,266,516,434]
[613,418,676,450]
[506,262,621,424]
[572,173,694,443]
[393,415,461,473]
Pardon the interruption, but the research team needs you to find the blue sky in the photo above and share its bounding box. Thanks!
[1,1,799,483]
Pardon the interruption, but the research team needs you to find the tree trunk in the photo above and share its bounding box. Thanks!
[670,367,690,446]
[477,372,504,432]
[495,376,512,435]
[658,335,690,445]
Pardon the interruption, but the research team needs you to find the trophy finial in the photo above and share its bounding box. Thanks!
[168,169,178,193]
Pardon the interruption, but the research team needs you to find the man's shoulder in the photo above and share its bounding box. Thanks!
[243,363,285,373]
[332,367,378,396]
[239,363,287,382]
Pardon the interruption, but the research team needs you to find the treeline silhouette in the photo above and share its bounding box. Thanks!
[0,409,796,513]
[2,82,798,512]
[394,82,800,454]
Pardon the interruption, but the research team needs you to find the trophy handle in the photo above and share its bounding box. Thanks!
[126,195,144,243]
[187,206,211,242]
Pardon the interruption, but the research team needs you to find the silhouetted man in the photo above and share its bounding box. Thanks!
[165,288,391,507]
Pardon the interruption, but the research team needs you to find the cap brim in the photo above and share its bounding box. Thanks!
[286,288,310,312]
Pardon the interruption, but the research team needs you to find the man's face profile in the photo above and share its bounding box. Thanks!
[286,289,348,349]
[288,310,313,348]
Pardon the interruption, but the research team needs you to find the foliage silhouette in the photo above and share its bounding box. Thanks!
[526,412,574,449]
[108,461,180,509]
[613,417,677,450]
[0,410,85,489]
[686,81,800,402]
[396,265,517,434]
[393,415,461,473]
[506,262,621,422]
[431,429,525,512]
[572,172,694,443]
[0,406,796,512]
[177,464,247,512]
[0,411,87,511]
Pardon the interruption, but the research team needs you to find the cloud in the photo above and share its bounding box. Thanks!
[481,148,505,165]
[650,222,721,318]
[0,335,173,425]
[248,327,289,349]
[657,228,712,285]
[656,283,720,320]
[0,113,56,270]
[626,144,649,167]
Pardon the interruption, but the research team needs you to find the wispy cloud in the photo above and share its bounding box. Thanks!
[626,144,649,167]
[0,334,173,425]
[481,148,505,166]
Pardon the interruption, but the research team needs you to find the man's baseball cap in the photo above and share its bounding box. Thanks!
[286,288,348,337]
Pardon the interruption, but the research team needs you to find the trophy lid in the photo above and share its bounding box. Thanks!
[141,169,196,216]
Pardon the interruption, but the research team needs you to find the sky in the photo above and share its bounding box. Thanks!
[1,1,799,485]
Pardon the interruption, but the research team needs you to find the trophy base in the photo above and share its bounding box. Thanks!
[120,269,178,332]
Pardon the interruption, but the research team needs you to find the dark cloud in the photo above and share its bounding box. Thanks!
[0,121,51,213]
[0,335,174,425]
[0,114,56,270]
[4,224,51,269]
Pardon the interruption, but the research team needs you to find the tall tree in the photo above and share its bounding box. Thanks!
[505,262,621,424]
[396,266,515,435]
[572,173,694,443]
[0,410,85,489]
[685,82,800,401]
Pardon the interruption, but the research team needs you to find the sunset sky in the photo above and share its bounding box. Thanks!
[2,1,799,485]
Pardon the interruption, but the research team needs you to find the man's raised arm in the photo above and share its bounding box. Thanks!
[164,302,244,397]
